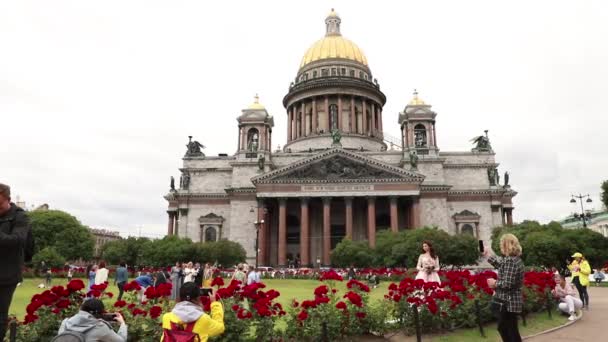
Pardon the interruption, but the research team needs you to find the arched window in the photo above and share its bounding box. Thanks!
[414,124,427,147]
[329,104,338,130]
[461,224,474,236]
[205,227,217,242]
[247,128,260,151]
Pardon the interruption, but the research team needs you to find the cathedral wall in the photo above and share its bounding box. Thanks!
[190,171,232,193]
[418,162,445,183]
[230,166,260,188]
[179,204,231,243]
[443,168,490,190]
[285,135,385,152]
[228,199,257,263]
[183,158,233,169]
[420,198,449,231]
[271,154,313,168]
[491,207,504,228]
[447,201,495,244]
[365,152,402,165]
[441,152,495,164]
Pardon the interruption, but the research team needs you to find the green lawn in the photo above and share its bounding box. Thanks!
[432,312,567,342]
[10,277,389,319]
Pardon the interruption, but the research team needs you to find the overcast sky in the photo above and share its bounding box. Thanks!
[1,1,606,238]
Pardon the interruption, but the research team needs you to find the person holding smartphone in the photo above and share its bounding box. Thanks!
[57,298,127,341]
[482,234,524,342]
[161,282,225,341]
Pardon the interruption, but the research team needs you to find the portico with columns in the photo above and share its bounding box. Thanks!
[251,148,424,267]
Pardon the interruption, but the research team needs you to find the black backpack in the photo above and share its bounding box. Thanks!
[51,331,86,342]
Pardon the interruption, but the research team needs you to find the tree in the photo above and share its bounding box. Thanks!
[331,238,374,267]
[32,247,66,269]
[27,210,95,261]
[140,236,194,267]
[601,180,608,210]
[101,237,150,266]
[204,240,247,267]
[492,221,608,268]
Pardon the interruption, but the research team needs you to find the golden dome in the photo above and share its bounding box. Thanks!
[299,10,368,69]
[300,36,368,68]
[248,94,265,110]
[408,89,426,106]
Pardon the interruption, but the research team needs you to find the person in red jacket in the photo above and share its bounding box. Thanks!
[0,183,34,340]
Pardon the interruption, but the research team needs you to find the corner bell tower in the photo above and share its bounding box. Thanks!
[236,94,274,164]
[399,90,440,158]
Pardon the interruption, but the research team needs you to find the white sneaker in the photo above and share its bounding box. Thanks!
[568,314,577,321]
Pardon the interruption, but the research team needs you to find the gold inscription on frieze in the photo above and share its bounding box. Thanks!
[301,185,374,192]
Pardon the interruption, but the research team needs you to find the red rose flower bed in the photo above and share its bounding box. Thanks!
[16,269,556,341]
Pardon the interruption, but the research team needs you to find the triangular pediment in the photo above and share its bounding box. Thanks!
[252,148,424,184]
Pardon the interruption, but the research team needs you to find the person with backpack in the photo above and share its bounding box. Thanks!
[55,298,127,342]
[0,183,34,341]
[161,282,225,342]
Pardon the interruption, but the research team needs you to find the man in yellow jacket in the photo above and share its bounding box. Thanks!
[161,282,225,341]
[568,252,591,309]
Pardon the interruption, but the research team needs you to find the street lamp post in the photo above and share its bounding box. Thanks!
[253,219,264,269]
[570,194,593,228]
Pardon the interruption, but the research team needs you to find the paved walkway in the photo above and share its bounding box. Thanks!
[527,286,608,341]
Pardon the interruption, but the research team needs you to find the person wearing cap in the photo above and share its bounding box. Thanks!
[568,252,591,309]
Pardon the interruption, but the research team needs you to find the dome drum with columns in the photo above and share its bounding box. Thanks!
[165,10,517,268]
[283,9,386,152]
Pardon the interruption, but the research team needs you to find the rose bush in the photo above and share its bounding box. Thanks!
[16,270,557,341]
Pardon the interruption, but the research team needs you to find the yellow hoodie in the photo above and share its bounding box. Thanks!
[161,301,225,342]
[569,259,591,287]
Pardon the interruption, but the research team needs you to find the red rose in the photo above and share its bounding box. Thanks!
[301,300,317,309]
[346,279,370,293]
[156,283,172,297]
[343,291,362,307]
[265,289,280,300]
[67,279,85,292]
[132,308,147,317]
[23,313,39,324]
[292,300,299,308]
[297,310,308,321]
[315,296,330,305]
[55,299,70,309]
[211,277,224,287]
[392,294,402,302]
[232,304,240,312]
[51,308,61,314]
[144,287,158,299]
[105,292,114,299]
[314,285,329,296]
[150,306,162,319]
[355,312,366,319]
[127,303,136,309]
[319,270,343,281]
[335,301,347,310]
[114,300,127,308]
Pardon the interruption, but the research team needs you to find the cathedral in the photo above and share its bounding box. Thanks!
[165,10,516,267]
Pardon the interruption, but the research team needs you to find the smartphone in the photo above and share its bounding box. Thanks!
[478,240,484,253]
[101,313,117,322]
[201,288,213,297]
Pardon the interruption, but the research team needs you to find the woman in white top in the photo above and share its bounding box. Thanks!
[183,261,196,283]
[415,240,441,284]
[94,261,109,285]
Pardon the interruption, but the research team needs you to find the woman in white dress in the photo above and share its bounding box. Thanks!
[183,261,196,283]
[415,240,441,284]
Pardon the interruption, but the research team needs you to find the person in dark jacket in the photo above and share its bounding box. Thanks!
[0,183,34,340]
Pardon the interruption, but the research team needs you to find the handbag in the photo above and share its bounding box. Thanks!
[490,297,507,318]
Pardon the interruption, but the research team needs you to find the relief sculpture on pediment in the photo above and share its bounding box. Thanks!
[278,156,398,181]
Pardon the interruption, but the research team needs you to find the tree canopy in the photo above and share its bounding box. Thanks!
[331,227,479,268]
[492,221,608,268]
[102,236,247,267]
[27,210,95,262]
